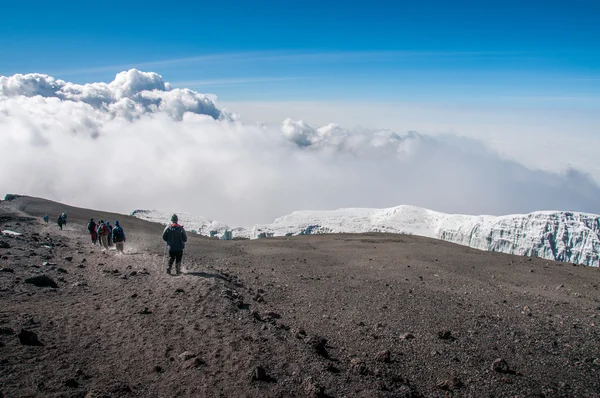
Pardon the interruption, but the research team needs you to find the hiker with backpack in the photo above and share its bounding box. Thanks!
[43,215,49,224]
[106,221,113,246]
[61,213,67,225]
[112,221,126,254]
[98,220,109,249]
[57,215,63,230]
[87,218,97,245]
[96,222,103,246]
[162,214,188,275]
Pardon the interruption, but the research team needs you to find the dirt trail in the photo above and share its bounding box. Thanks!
[1,195,600,397]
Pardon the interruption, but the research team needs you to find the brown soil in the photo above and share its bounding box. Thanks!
[1,195,599,398]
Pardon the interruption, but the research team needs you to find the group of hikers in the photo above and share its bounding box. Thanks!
[46,211,188,275]
[87,219,126,254]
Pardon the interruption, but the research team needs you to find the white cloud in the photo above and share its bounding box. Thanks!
[1,70,599,226]
[0,69,227,121]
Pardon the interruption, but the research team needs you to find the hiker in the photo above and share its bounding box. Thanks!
[106,221,113,246]
[112,220,126,254]
[87,218,97,245]
[43,215,49,224]
[61,212,67,225]
[57,215,63,230]
[98,220,109,249]
[96,222,103,246]
[162,214,188,275]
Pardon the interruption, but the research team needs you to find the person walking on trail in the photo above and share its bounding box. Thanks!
[57,215,63,230]
[87,218,97,245]
[112,220,126,254]
[96,222,103,246]
[106,221,113,246]
[162,214,188,275]
[99,220,109,250]
[61,213,67,225]
[43,215,49,224]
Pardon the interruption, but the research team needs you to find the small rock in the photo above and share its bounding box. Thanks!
[557,284,564,289]
[375,349,391,363]
[308,336,329,358]
[491,358,510,373]
[437,377,463,391]
[129,271,137,277]
[178,351,196,361]
[438,330,453,340]
[154,365,163,373]
[263,311,281,320]
[56,268,68,274]
[400,332,415,340]
[64,256,73,262]
[0,241,10,249]
[81,258,86,263]
[139,308,152,315]
[65,379,79,388]
[251,366,273,382]
[182,357,205,369]
[522,306,532,316]
[0,268,14,273]
[0,327,15,335]
[24,275,58,288]
[18,329,43,346]
[175,288,184,293]
[130,293,138,298]
[76,264,85,268]
[302,377,326,397]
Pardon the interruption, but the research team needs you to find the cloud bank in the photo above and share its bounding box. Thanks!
[1,69,599,226]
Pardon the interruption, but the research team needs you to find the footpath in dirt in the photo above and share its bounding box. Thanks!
[0,195,599,398]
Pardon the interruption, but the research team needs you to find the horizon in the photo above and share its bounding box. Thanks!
[1,1,599,225]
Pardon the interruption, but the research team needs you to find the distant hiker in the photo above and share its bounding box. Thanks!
[43,215,49,224]
[87,218,97,245]
[60,213,67,225]
[96,222,103,246]
[162,214,188,275]
[106,221,113,246]
[112,220,126,254]
[57,215,63,230]
[98,220,109,249]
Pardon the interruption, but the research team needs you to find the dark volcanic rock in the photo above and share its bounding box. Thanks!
[0,268,14,273]
[18,329,43,346]
[0,327,15,335]
[491,358,510,373]
[24,275,58,288]
[0,241,10,249]
[64,378,79,388]
[64,256,73,262]
[251,366,274,382]
[438,330,453,340]
[308,336,329,358]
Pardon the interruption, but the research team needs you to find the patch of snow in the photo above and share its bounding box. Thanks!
[1,230,22,236]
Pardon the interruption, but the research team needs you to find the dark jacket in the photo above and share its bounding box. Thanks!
[162,223,187,251]
[112,226,126,243]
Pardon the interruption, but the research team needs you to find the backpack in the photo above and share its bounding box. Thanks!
[113,227,123,242]
[87,222,95,232]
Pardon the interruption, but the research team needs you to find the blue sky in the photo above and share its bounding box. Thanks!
[1,0,599,104]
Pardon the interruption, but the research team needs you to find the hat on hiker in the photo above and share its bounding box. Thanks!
[115,220,119,226]
[171,214,178,223]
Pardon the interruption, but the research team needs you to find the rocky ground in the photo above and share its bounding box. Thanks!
[0,195,599,398]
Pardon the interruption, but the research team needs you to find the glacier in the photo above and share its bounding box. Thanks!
[131,206,600,267]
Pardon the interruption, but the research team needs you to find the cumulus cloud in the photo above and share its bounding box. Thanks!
[1,70,599,226]
[0,69,227,121]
